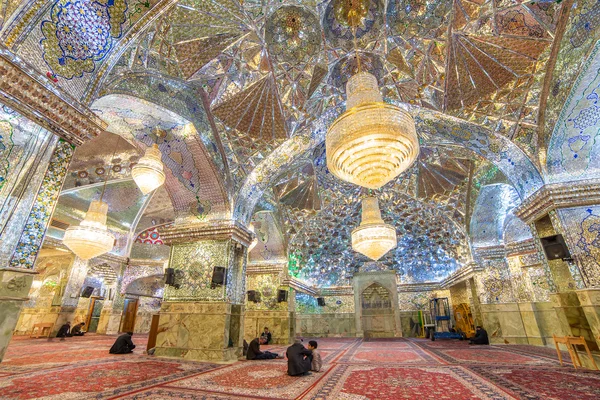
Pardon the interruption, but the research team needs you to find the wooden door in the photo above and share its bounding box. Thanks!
[121,298,138,333]
[86,297,104,333]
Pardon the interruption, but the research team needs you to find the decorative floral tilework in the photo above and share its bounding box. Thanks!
[9,139,74,269]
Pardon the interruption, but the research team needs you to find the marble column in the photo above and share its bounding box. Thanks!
[244,265,294,345]
[0,135,73,361]
[575,288,600,349]
[52,257,90,335]
[154,221,252,362]
[531,215,597,348]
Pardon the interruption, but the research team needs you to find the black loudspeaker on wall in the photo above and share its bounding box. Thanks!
[277,289,288,303]
[248,290,261,303]
[211,266,227,288]
[165,268,175,285]
[317,297,325,307]
[540,234,572,261]
[81,286,94,298]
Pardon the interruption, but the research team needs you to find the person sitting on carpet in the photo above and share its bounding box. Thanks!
[286,339,313,376]
[56,322,71,340]
[307,340,322,372]
[469,326,489,345]
[246,337,282,360]
[71,322,86,336]
[260,327,272,344]
[109,332,136,354]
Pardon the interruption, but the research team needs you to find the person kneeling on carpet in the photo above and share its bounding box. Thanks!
[71,322,86,336]
[56,322,71,340]
[246,337,282,360]
[109,332,136,354]
[260,327,272,344]
[469,326,489,345]
[308,340,322,372]
[286,339,313,376]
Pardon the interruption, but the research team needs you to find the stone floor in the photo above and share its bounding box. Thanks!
[0,334,599,399]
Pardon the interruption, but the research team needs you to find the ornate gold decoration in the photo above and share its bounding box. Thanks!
[351,196,396,260]
[132,144,166,194]
[326,72,419,189]
[0,47,106,146]
[63,200,115,260]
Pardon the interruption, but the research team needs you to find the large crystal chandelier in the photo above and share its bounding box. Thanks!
[63,200,115,260]
[352,196,396,261]
[326,13,419,189]
[63,135,121,260]
[132,144,165,195]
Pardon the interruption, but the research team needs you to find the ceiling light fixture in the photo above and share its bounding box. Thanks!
[63,135,119,260]
[132,144,165,194]
[326,11,419,189]
[351,196,396,261]
[132,128,166,194]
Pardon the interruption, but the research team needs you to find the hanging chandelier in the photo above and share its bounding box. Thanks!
[132,144,165,195]
[63,135,121,260]
[326,14,419,189]
[351,196,396,261]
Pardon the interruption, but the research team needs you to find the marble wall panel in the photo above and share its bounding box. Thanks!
[295,292,354,314]
[296,313,356,337]
[558,206,600,287]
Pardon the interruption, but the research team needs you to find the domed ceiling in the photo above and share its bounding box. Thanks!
[3,0,590,287]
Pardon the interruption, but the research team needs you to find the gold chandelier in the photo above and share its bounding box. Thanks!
[326,16,419,189]
[132,144,165,195]
[63,135,122,260]
[63,200,115,260]
[351,196,396,261]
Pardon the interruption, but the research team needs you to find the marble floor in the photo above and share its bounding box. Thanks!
[0,334,599,399]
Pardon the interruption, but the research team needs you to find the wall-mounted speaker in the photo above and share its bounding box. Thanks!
[211,266,227,288]
[165,268,175,285]
[247,290,261,303]
[81,286,94,298]
[317,297,325,307]
[277,289,288,303]
[540,234,571,261]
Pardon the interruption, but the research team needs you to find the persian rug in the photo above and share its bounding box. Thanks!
[164,361,328,399]
[0,358,219,400]
[338,341,439,365]
[469,365,600,400]
[2,335,599,399]
[427,348,556,365]
[116,387,255,399]
[304,364,516,400]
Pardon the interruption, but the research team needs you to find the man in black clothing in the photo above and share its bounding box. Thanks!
[109,332,136,354]
[246,337,281,360]
[71,322,86,336]
[260,327,272,344]
[469,326,489,345]
[286,339,313,376]
[56,322,71,340]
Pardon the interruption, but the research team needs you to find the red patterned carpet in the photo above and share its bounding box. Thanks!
[0,335,598,399]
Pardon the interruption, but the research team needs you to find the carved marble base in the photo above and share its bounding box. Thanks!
[576,288,600,349]
[97,309,122,335]
[244,310,294,344]
[14,306,61,336]
[154,301,244,362]
[550,292,598,350]
[296,313,357,337]
[0,267,36,361]
[480,303,529,344]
